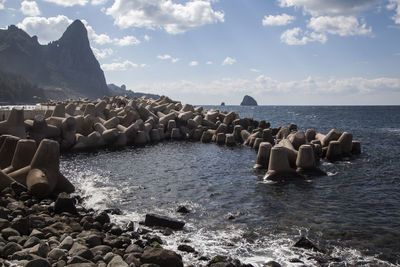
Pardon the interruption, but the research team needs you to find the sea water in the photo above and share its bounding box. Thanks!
[60,106,400,266]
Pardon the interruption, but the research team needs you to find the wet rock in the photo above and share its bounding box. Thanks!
[107,254,128,267]
[177,244,195,253]
[294,237,322,252]
[25,258,51,267]
[2,241,23,257]
[94,211,110,225]
[176,206,190,214]
[109,225,123,235]
[125,244,143,254]
[69,242,88,255]
[54,192,77,214]
[265,261,281,267]
[144,214,185,230]
[141,247,183,267]
[43,222,72,237]
[11,181,27,196]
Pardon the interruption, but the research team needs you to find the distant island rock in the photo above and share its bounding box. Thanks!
[221,102,225,106]
[240,95,258,106]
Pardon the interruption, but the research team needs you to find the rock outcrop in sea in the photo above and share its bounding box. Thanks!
[240,95,257,106]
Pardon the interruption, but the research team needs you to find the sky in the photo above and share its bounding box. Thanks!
[1,0,400,105]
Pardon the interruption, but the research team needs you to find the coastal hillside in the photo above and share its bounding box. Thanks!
[108,83,160,99]
[0,70,46,104]
[0,20,109,100]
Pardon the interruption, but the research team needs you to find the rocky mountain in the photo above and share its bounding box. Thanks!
[108,83,160,99]
[0,20,109,100]
[240,95,258,106]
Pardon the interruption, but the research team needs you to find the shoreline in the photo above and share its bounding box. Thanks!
[0,95,362,266]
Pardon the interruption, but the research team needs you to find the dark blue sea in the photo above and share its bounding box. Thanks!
[60,106,400,266]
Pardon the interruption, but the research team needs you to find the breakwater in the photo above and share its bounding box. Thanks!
[0,96,363,266]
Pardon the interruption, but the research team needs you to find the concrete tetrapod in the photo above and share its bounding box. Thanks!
[0,108,26,138]
[296,144,326,176]
[3,139,36,174]
[26,139,74,198]
[0,135,20,170]
[253,142,272,169]
[265,146,298,181]
[25,115,60,144]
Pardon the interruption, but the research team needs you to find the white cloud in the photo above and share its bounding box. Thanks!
[222,56,236,66]
[250,68,261,73]
[281,27,327,45]
[17,16,141,46]
[144,34,150,41]
[20,1,40,16]
[0,0,5,10]
[387,0,400,24]
[157,54,179,63]
[91,0,107,5]
[115,35,140,46]
[308,16,372,36]
[189,61,198,66]
[262,13,295,26]
[92,47,113,59]
[206,61,213,65]
[394,52,400,56]
[17,15,72,44]
[278,0,381,16]
[105,0,224,34]
[43,0,88,7]
[101,60,140,71]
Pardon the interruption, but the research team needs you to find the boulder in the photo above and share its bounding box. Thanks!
[141,247,183,267]
[144,214,185,230]
[240,95,257,106]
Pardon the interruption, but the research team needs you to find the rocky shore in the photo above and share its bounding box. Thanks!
[0,95,361,266]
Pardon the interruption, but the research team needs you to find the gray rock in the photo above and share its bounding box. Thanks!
[24,258,51,267]
[0,218,10,230]
[10,250,33,261]
[54,192,77,214]
[93,211,110,224]
[52,260,66,267]
[47,248,67,262]
[29,229,45,239]
[28,241,49,258]
[23,236,41,248]
[59,235,73,250]
[85,234,102,248]
[123,253,141,266]
[125,244,143,254]
[69,242,88,255]
[2,227,20,239]
[177,244,195,253]
[76,248,94,261]
[11,216,30,235]
[2,241,23,257]
[90,245,112,256]
[107,255,128,267]
[141,247,183,267]
[144,214,185,230]
[67,255,92,264]
[104,252,114,263]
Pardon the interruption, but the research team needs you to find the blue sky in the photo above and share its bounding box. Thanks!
[1,0,400,105]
